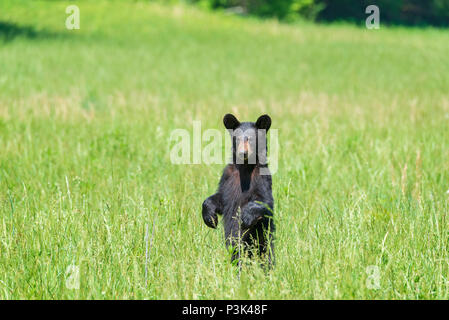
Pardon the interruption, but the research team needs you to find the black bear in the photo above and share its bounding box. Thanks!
[202,114,275,268]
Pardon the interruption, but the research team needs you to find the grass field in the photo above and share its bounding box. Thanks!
[1,0,449,299]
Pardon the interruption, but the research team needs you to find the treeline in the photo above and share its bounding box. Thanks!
[186,0,449,26]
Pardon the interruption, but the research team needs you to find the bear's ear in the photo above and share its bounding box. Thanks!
[223,114,240,130]
[256,114,271,132]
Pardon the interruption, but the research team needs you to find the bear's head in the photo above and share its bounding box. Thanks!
[223,113,271,165]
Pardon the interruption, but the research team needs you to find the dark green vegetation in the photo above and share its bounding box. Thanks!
[189,0,449,26]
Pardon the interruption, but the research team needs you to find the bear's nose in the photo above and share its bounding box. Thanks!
[237,140,251,161]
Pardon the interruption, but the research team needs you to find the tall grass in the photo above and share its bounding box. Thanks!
[0,0,448,299]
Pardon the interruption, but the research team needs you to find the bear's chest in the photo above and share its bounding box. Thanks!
[220,169,257,213]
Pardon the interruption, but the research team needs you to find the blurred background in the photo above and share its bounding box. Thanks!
[186,0,449,26]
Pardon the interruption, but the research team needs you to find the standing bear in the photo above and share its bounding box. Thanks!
[202,114,275,267]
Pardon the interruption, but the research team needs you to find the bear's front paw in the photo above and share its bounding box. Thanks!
[202,201,218,228]
[240,204,263,229]
[203,213,218,228]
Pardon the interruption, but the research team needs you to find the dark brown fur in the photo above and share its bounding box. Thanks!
[202,114,275,268]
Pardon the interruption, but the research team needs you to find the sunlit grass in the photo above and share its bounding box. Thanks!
[0,0,448,299]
